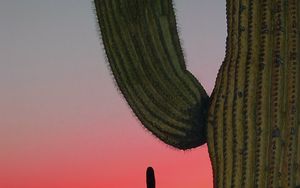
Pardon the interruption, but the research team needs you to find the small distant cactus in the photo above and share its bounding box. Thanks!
[94,0,300,187]
[146,167,155,188]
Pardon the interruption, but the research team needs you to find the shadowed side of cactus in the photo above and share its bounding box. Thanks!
[94,0,300,187]
[146,167,155,188]
[94,0,209,150]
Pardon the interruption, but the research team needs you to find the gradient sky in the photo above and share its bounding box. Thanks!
[0,1,226,187]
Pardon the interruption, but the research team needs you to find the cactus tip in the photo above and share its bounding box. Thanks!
[146,166,155,188]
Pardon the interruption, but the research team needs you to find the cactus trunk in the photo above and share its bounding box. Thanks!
[207,0,300,187]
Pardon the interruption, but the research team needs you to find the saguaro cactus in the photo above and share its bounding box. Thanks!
[94,0,300,187]
[146,167,156,188]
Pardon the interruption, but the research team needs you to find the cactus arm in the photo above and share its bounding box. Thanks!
[94,0,209,149]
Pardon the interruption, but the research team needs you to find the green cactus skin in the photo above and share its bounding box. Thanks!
[94,0,209,150]
[146,167,155,188]
[207,0,300,187]
[94,0,300,187]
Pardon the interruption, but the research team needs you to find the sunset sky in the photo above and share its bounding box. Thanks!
[0,1,226,187]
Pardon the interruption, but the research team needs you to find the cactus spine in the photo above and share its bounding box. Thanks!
[208,0,300,187]
[94,0,300,187]
[94,0,209,149]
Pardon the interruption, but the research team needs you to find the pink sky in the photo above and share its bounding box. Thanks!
[0,1,226,187]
